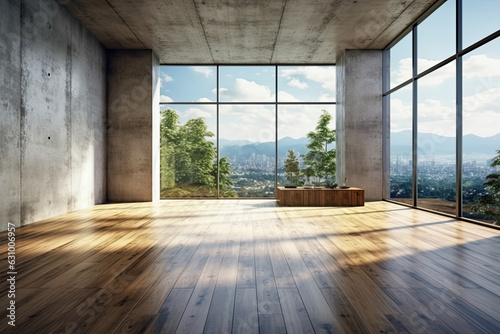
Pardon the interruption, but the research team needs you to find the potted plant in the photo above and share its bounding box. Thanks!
[302,166,315,189]
[284,150,300,188]
[325,175,337,189]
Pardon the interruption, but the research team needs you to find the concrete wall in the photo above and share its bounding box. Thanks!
[336,49,383,201]
[0,0,106,231]
[107,50,160,202]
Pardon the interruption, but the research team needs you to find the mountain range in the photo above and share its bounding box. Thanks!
[391,130,500,156]
[217,131,500,160]
[220,136,332,160]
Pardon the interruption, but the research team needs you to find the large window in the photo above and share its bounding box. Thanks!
[462,38,500,223]
[386,0,500,226]
[389,88,412,205]
[159,66,336,198]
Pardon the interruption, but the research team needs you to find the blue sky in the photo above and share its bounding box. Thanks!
[390,0,500,138]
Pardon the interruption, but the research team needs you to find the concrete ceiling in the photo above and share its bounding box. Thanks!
[57,0,438,64]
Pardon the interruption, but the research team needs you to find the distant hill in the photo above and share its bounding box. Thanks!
[219,139,254,148]
[220,137,324,160]
[391,130,500,156]
[218,131,499,161]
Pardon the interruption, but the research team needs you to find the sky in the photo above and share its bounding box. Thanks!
[390,0,500,138]
[159,65,336,142]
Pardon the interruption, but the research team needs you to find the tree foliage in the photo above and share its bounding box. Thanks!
[211,157,237,197]
[474,148,500,225]
[160,108,235,197]
[303,110,336,180]
[284,150,300,185]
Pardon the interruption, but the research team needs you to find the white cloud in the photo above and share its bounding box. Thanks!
[159,73,173,88]
[220,78,274,102]
[287,78,308,89]
[418,120,456,138]
[280,66,336,94]
[160,95,173,103]
[191,66,214,78]
[217,104,336,142]
[197,97,213,103]
[464,87,500,114]
[390,89,500,136]
[391,58,412,87]
[390,98,412,129]
[215,87,228,95]
[463,109,500,137]
[184,107,213,120]
[418,99,455,119]
[392,58,446,86]
[418,61,455,86]
[162,73,173,83]
[392,54,500,88]
[415,99,455,137]
[278,105,335,140]
[319,92,335,102]
[278,91,299,102]
[464,54,500,78]
[220,105,275,142]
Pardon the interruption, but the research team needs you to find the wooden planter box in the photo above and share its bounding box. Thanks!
[276,187,364,206]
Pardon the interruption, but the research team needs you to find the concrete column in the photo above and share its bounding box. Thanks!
[336,49,383,201]
[0,0,21,229]
[107,50,160,202]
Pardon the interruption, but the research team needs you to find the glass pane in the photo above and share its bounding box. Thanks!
[417,62,456,215]
[462,39,500,225]
[463,0,500,49]
[417,0,456,74]
[159,105,217,198]
[278,66,336,102]
[159,66,216,103]
[277,105,336,187]
[219,66,275,102]
[390,85,413,205]
[219,105,275,197]
[390,32,412,90]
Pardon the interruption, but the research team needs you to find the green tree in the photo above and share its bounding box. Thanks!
[160,109,180,190]
[175,118,216,185]
[284,150,300,185]
[215,157,237,197]
[160,108,236,197]
[474,148,500,225]
[303,110,336,180]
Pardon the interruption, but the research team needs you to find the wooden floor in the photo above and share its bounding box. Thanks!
[1,200,500,334]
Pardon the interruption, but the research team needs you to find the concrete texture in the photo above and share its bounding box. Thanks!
[0,0,22,229]
[70,13,107,211]
[336,50,383,201]
[0,0,106,231]
[56,0,438,64]
[107,50,159,202]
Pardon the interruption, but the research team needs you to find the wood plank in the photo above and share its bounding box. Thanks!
[278,288,315,334]
[270,208,346,334]
[112,221,220,333]
[237,215,256,289]
[174,202,234,334]
[253,219,284,317]
[204,215,242,333]
[143,288,193,334]
[233,288,259,334]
